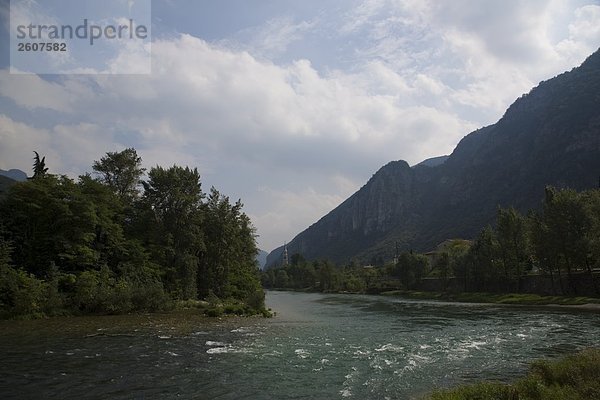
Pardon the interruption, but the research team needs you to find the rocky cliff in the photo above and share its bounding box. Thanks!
[267,49,600,267]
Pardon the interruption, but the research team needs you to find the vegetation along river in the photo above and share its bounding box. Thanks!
[1,291,600,399]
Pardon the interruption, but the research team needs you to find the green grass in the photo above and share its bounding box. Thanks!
[381,290,600,306]
[427,348,600,400]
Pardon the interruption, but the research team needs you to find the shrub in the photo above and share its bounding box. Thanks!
[428,348,600,400]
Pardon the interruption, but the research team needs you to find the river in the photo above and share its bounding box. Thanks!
[1,291,599,399]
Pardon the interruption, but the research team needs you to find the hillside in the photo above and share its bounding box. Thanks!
[256,249,269,270]
[0,175,16,196]
[0,169,27,182]
[267,48,600,267]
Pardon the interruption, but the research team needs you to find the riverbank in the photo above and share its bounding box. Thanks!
[380,290,600,310]
[426,348,600,400]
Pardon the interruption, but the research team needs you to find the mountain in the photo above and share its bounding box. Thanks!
[0,169,27,182]
[267,48,600,267]
[256,249,269,270]
[414,155,449,168]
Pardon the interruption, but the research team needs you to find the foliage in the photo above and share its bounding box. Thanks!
[392,252,428,290]
[31,151,48,179]
[424,187,600,296]
[92,147,145,203]
[427,348,600,400]
[0,148,266,318]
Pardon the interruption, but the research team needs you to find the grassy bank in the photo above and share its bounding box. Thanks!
[381,290,600,306]
[426,348,600,400]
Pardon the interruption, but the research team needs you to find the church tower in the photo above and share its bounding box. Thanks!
[282,242,289,266]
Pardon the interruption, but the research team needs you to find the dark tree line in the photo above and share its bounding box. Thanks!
[265,187,600,297]
[438,187,600,295]
[0,149,266,318]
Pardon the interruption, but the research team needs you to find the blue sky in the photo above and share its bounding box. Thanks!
[1,0,599,251]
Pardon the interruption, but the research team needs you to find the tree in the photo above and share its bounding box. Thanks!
[442,240,472,292]
[0,149,267,317]
[318,261,339,291]
[394,252,428,290]
[199,187,262,304]
[496,207,528,292]
[469,227,500,292]
[93,148,145,203]
[275,269,289,288]
[0,175,99,277]
[528,211,562,294]
[142,165,204,299]
[542,188,591,294]
[31,151,48,179]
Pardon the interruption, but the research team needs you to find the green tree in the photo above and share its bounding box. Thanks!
[395,252,428,290]
[318,260,339,291]
[469,226,500,292]
[142,165,204,299]
[581,189,600,294]
[444,240,472,292]
[0,175,99,277]
[274,269,290,288]
[199,187,262,307]
[528,211,563,294]
[542,187,592,294]
[496,207,528,292]
[93,148,145,203]
[31,151,48,179]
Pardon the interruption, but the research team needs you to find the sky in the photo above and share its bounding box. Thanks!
[1,0,599,252]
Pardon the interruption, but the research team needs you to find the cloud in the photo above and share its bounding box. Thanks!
[0,114,51,173]
[0,33,475,249]
[245,16,317,58]
[248,185,350,250]
[0,114,124,176]
[0,72,75,112]
[1,1,598,251]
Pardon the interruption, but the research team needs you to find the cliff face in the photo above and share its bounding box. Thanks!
[267,48,600,267]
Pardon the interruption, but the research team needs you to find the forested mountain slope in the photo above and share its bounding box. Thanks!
[267,48,600,266]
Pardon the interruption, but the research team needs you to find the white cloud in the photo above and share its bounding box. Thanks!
[0,72,75,112]
[246,16,316,58]
[0,115,51,173]
[249,185,349,249]
[0,114,124,177]
[1,1,598,251]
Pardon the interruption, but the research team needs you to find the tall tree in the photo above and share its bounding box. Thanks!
[31,151,48,179]
[542,188,591,294]
[142,165,204,299]
[496,207,528,292]
[93,148,145,203]
[469,226,500,292]
[199,188,259,299]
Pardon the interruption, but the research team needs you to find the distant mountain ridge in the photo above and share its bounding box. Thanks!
[0,169,27,182]
[267,48,600,267]
[413,155,449,168]
[256,249,268,270]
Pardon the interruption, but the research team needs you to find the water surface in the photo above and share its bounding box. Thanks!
[1,291,599,399]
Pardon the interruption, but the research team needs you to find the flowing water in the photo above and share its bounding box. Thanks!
[1,291,600,399]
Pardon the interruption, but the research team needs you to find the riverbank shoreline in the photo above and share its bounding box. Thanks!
[267,288,600,312]
[380,290,600,312]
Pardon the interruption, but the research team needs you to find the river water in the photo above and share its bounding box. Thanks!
[1,291,599,399]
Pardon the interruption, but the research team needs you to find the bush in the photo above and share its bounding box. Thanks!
[70,267,168,314]
[245,288,265,311]
[428,348,600,400]
[0,265,47,318]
